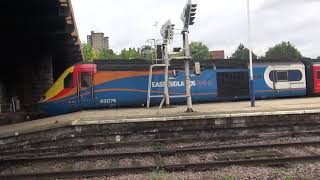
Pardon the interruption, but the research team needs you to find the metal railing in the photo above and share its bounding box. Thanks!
[146,64,187,109]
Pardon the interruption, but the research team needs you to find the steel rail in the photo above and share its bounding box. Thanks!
[2,140,320,164]
[1,155,320,179]
[2,130,318,157]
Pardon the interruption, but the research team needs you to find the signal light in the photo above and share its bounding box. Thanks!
[189,4,197,25]
[168,24,175,40]
[181,0,197,30]
[160,20,175,43]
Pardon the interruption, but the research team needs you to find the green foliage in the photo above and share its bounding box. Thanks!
[119,48,140,59]
[96,49,118,59]
[140,45,156,61]
[170,51,184,58]
[231,43,257,60]
[152,142,164,150]
[82,43,144,60]
[265,41,302,60]
[284,176,294,180]
[81,43,96,61]
[190,41,210,60]
[149,169,170,180]
[224,176,235,180]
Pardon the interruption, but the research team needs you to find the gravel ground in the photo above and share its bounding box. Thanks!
[76,162,320,180]
[2,135,320,176]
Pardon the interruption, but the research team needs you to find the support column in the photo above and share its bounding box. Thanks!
[32,56,54,104]
[0,80,5,105]
[182,30,193,112]
[163,44,170,106]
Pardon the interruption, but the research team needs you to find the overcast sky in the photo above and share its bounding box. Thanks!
[72,0,320,58]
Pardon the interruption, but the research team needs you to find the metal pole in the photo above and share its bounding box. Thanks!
[163,44,170,106]
[247,0,255,107]
[183,31,193,112]
[154,21,158,39]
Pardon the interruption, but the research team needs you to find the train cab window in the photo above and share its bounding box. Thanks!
[64,73,73,88]
[288,70,302,81]
[276,71,288,82]
[80,72,91,88]
[317,71,320,80]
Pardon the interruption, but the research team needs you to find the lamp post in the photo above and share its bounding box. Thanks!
[247,0,255,107]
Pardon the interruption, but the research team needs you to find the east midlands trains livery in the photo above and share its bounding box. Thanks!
[38,59,320,116]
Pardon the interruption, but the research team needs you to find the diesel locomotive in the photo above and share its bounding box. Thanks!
[38,59,320,116]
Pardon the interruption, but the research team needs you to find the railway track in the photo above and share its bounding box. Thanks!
[1,140,320,179]
[1,122,320,153]
[0,131,318,158]
[1,114,319,152]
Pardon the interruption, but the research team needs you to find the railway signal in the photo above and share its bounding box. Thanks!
[181,0,197,30]
[168,24,175,40]
[160,20,175,44]
[160,20,175,106]
[180,0,197,112]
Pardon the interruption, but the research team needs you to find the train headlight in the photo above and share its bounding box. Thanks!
[39,96,46,102]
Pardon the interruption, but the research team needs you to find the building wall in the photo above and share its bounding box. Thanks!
[87,31,109,52]
[209,50,225,59]
[104,36,109,49]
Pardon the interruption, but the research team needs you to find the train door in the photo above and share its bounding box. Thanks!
[313,65,320,94]
[74,65,96,109]
[289,65,305,94]
[274,66,290,92]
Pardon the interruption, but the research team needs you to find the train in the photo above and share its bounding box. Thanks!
[38,59,320,116]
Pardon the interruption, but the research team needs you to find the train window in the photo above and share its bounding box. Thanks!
[80,72,91,88]
[64,73,73,88]
[276,71,288,82]
[317,71,320,80]
[288,70,302,81]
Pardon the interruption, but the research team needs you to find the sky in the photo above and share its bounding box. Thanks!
[72,0,320,58]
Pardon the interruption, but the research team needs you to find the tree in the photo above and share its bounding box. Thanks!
[231,43,257,60]
[140,45,155,61]
[190,41,209,60]
[317,56,320,59]
[119,48,140,59]
[81,43,97,61]
[96,49,118,59]
[265,41,302,60]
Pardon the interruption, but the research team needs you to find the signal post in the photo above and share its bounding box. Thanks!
[181,0,197,112]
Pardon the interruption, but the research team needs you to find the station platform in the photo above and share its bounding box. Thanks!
[1,97,320,138]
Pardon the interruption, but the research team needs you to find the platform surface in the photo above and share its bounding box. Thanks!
[1,97,320,138]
